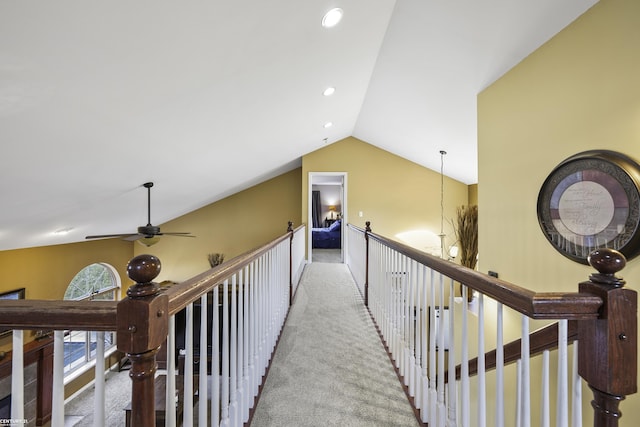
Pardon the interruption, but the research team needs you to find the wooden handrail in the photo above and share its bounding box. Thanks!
[0,299,117,331]
[162,224,305,316]
[355,225,603,320]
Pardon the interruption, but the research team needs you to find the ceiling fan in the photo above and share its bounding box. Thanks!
[85,182,195,246]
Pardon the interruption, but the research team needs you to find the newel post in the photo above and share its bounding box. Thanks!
[288,221,294,306]
[578,249,637,427]
[117,254,169,427]
[364,221,371,307]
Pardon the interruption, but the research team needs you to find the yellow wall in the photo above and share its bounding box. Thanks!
[0,239,133,300]
[138,168,302,281]
[478,0,640,423]
[468,184,478,206]
[302,137,469,255]
[0,239,133,350]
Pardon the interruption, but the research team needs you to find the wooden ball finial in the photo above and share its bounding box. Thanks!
[588,248,626,286]
[127,254,161,284]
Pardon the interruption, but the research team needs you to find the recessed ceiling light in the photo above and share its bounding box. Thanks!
[323,87,336,96]
[322,8,343,28]
[324,122,333,128]
[54,227,74,235]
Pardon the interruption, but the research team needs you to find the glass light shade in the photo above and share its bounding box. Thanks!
[449,246,459,259]
[138,236,160,247]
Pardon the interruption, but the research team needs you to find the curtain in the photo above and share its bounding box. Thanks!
[312,190,322,228]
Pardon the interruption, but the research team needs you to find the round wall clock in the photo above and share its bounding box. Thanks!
[537,150,640,264]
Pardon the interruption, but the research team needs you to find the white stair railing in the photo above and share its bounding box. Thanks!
[346,223,618,427]
[0,224,305,427]
[161,224,305,427]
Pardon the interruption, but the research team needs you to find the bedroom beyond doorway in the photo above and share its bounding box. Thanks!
[308,172,347,263]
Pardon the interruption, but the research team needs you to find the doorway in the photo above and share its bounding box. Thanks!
[308,172,347,263]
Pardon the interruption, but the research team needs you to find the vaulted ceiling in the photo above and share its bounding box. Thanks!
[0,0,597,251]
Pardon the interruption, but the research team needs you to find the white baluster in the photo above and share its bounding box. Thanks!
[221,280,230,427]
[11,330,24,426]
[402,256,409,383]
[252,259,259,396]
[461,285,470,427]
[541,350,550,427]
[199,294,208,426]
[51,330,65,427]
[243,266,251,421]
[429,269,437,427]
[520,316,530,427]
[447,278,456,426]
[184,303,194,427]
[556,319,568,427]
[166,315,177,427]
[94,331,105,427]
[571,340,582,427]
[212,289,220,427]
[495,303,504,427]
[437,273,446,427]
[460,286,471,427]
[477,294,486,427]
[516,359,522,427]
[412,260,421,406]
[230,274,238,426]
[420,265,429,423]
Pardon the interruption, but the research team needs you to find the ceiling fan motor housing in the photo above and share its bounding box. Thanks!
[138,225,161,237]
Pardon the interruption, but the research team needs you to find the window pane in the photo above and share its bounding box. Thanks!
[64,263,116,301]
[63,263,119,375]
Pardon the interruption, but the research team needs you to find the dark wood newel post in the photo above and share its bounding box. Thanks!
[288,221,294,306]
[364,221,371,307]
[578,249,637,427]
[117,254,169,427]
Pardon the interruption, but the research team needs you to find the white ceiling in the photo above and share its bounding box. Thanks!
[0,0,597,251]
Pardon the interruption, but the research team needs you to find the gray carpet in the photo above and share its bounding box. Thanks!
[63,368,131,426]
[251,262,419,427]
[312,248,342,263]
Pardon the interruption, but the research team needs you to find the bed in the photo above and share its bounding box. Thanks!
[312,219,342,248]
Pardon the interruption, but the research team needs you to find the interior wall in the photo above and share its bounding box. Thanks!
[312,184,342,223]
[0,239,133,351]
[478,0,640,423]
[138,167,302,281]
[468,184,478,206]
[302,137,469,256]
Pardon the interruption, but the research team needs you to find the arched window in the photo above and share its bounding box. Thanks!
[63,263,120,375]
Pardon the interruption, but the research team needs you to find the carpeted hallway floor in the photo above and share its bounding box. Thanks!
[251,262,419,427]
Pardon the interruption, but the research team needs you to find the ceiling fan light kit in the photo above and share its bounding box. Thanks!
[85,182,195,244]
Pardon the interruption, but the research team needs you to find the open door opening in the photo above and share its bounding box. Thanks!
[308,172,346,263]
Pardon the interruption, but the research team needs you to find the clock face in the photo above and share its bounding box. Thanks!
[537,151,640,264]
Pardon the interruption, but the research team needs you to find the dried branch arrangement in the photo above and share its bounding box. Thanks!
[454,205,478,270]
[208,252,225,268]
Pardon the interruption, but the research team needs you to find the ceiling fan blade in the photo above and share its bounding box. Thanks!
[123,234,145,242]
[86,233,140,239]
[158,232,195,237]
